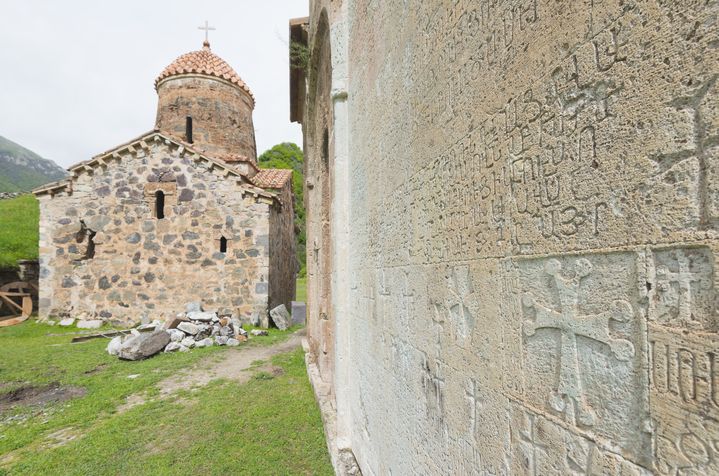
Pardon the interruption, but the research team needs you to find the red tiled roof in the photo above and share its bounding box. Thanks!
[155,42,255,105]
[252,169,293,189]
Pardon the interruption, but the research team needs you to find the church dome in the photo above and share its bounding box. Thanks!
[154,40,258,162]
[155,41,255,106]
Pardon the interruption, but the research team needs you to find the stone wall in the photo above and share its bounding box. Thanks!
[300,0,719,473]
[268,180,297,314]
[155,76,257,161]
[37,139,272,325]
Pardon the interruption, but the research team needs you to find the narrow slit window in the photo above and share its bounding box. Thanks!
[155,190,165,219]
[220,236,228,253]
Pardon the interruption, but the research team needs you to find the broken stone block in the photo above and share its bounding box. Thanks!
[219,326,231,337]
[118,330,170,361]
[77,319,103,330]
[195,337,213,348]
[269,305,291,331]
[59,318,75,327]
[237,327,248,337]
[164,342,181,352]
[250,329,268,336]
[250,312,261,327]
[187,311,217,321]
[226,338,240,346]
[168,329,185,342]
[107,336,123,356]
[178,345,190,352]
[215,335,229,345]
[185,302,202,313]
[177,322,199,335]
[180,336,196,348]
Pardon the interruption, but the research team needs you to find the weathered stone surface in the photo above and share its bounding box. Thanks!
[180,336,196,349]
[58,318,75,327]
[215,335,229,345]
[269,304,291,331]
[226,338,240,347]
[177,322,199,335]
[164,341,181,352]
[250,329,268,337]
[117,330,170,360]
[297,1,719,474]
[186,311,216,322]
[185,302,202,313]
[168,329,185,342]
[106,336,123,356]
[194,337,213,348]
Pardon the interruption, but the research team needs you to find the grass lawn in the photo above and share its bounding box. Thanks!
[0,195,39,269]
[0,322,332,475]
[295,277,306,303]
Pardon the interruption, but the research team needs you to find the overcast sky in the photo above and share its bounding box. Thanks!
[0,1,308,167]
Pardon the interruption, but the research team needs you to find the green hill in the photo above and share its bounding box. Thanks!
[0,194,39,268]
[0,135,67,192]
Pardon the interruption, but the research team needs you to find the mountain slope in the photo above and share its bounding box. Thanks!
[0,135,67,192]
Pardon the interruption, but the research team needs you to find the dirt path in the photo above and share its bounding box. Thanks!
[158,330,305,395]
[119,330,305,412]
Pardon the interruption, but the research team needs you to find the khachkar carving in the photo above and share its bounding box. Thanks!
[522,258,635,426]
[428,265,477,348]
[652,248,714,331]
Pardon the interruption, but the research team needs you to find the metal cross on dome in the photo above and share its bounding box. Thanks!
[198,20,216,43]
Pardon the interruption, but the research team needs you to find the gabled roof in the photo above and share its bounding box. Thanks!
[252,169,293,189]
[33,130,276,204]
[155,42,255,107]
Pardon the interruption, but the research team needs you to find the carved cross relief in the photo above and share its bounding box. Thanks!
[522,258,635,426]
[656,249,706,328]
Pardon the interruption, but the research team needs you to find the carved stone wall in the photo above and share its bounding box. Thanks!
[37,140,272,326]
[300,0,719,473]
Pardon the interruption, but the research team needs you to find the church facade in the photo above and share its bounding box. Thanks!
[33,40,295,326]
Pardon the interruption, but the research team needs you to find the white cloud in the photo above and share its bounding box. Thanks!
[0,0,308,167]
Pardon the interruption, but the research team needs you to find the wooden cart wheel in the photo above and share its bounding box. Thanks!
[0,281,34,326]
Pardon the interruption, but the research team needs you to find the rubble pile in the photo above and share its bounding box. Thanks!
[107,302,268,360]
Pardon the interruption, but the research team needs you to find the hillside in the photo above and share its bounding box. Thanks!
[258,142,306,276]
[0,135,67,192]
[0,194,39,268]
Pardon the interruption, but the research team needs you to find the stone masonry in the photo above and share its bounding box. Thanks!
[34,41,295,327]
[293,1,719,474]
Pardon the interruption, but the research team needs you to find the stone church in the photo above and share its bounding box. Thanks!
[33,39,295,326]
[292,1,718,474]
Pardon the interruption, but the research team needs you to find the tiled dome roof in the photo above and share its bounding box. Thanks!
[155,41,255,105]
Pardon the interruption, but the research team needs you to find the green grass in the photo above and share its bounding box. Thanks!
[295,277,307,303]
[0,195,39,268]
[0,321,332,475]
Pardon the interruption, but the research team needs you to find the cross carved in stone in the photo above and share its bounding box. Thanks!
[400,270,415,325]
[447,265,475,339]
[656,250,704,328]
[519,413,547,476]
[378,269,391,320]
[465,378,481,441]
[522,258,635,426]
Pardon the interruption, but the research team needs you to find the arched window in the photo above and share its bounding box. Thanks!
[219,236,228,253]
[155,190,165,219]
